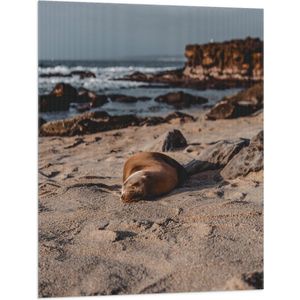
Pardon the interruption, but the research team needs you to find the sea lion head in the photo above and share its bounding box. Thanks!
[121,171,149,203]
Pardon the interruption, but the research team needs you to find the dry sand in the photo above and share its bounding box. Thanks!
[38,109,263,297]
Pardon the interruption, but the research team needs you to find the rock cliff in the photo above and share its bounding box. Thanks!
[120,37,263,89]
[183,37,263,81]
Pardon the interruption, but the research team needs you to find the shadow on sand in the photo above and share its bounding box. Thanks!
[142,160,228,202]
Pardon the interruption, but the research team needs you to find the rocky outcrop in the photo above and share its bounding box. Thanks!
[184,131,263,179]
[120,69,184,86]
[184,37,263,81]
[184,138,250,176]
[206,82,263,120]
[39,111,196,137]
[221,130,263,179]
[118,38,263,89]
[39,83,155,112]
[39,84,109,113]
[121,71,258,90]
[155,91,208,109]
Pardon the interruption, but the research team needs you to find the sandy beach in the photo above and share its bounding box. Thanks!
[38,108,263,297]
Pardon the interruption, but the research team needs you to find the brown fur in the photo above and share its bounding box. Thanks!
[121,152,187,203]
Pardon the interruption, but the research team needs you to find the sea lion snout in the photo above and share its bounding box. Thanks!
[121,187,144,203]
[121,170,148,202]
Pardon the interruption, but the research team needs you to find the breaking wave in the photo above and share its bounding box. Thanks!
[38,63,181,94]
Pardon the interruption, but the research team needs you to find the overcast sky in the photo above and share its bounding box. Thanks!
[38,1,263,60]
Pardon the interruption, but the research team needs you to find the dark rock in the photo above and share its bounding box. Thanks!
[155,91,208,108]
[184,138,250,176]
[206,82,263,120]
[39,83,79,112]
[123,71,149,81]
[70,70,96,79]
[139,112,194,128]
[121,69,184,84]
[39,111,196,137]
[70,115,141,136]
[39,111,108,136]
[39,95,71,112]
[206,101,236,120]
[39,84,109,112]
[221,131,263,179]
[50,83,78,99]
[162,129,188,152]
[39,112,140,136]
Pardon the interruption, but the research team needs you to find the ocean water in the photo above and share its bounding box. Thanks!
[39,59,241,121]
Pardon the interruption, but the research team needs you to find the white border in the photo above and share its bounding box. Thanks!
[1,1,300,299]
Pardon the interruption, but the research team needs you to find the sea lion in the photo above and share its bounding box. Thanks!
[121,152,187,203]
